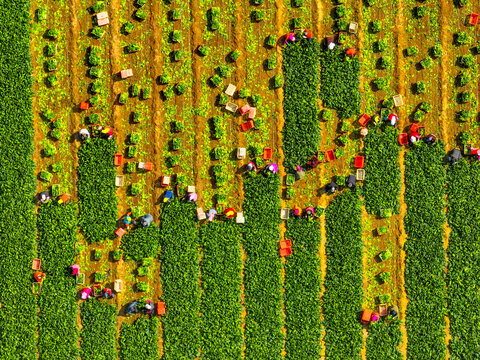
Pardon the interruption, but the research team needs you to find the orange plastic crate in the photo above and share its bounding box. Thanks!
[280,239,292,249]
[114,154,123,166]
[157,301,166,315]
[279,247,292,257]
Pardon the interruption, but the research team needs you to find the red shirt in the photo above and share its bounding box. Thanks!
[304,29,312,38]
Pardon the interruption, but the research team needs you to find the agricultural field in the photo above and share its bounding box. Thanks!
[2,0,480,358]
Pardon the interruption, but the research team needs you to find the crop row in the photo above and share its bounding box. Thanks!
[366,319,403,360]
[284,217,322,360]
[0,0,37,356]
[159,200,201,359]
[80,299,117,360]
[282,39,321,171]
[320,46,361,119]
[243,174,283,360]
[446,159,480,358]
[120,317,159,360]
[363,126,401,215]
[121,224,160,261]
[37,203,79,359]
[78,137,118,243]
[404,142,446,359]
[200,222,243,360]
[324,191,363,359]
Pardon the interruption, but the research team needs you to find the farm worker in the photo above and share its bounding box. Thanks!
[79,128,90,141]
[302,29,313,41]
[325,181,339,194]
[207,208,217,222]
[387,113,398,126]
[81,287,92,300]
[425,134,436,144]
[327,41,336,50]
[305,206,315,217]
[390,308,398,317]
[285,33,295,45]
[360,127,368,137]
[224,207,235,218]
[39,191,50,204]
[163,190,174,203]
[372,115,380,126]
[371,312,380,323]
[102,288,115,299]
[187,192,198,203]
[69,264,80,276]
[97,126,114,140]
[293,204,302,217]
[409,131,420,144]
[267,163,278,174]
[126,301,138,316]
[34,271,45,283]
[144,299,154,314]
[123,212,132,228]
[247,162,256,172]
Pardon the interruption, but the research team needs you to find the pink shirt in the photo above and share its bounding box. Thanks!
[70,264,80,275]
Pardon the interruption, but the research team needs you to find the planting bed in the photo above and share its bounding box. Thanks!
[2,0,480,358]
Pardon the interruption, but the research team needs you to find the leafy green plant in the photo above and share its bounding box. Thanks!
[455,31,471,46]
[37,203,79,359]
[170,30,181,43]
[373,39,387,53]
[46,28,59,39]
[458,91,474,104]
[406,46,418,56]
[126,162,136,173]
[379,271,391,283]
[415,81,426,94]
[369,20,382,33]
[282,40,321,170]
[91,26,105,39]
[372,77,387,91]
[175,82,187,95]
[366,319,403,360]
[284,218,322,359]
[325,191,363,359]
[265,35,277,47]
[119,92,128,104]
[142,88,151,99]
[198,44,209,56]
[130,84,140,97]
[123,22,135,34]
[210,74,222,87]
[207,7,220,30]
[414,6,428,18]
[112,249,123,261]
[135,9,147,21]
[458,54,474,68]
[89,66,103,78]
[243,174,283,359]
[78,138,118,243]
[46,74,58,87]
[320,46,361,119]
[121,224,160,261]
[334,5,346,18]
[160,201,201,358]
[457,109,473,122]
[430,44,442,58]
[120,317,159,360]
[230,49,241,61]
[404,142,447,359]
[130,183,141,195]
[363,127,401,215]
[200,222,243,359]
[80,300,117,360]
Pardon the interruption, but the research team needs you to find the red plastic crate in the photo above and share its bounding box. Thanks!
[325,150,336,162]
[469,13,478,25]
[144,162,153,171]
[354,156,365,168]
[398,133,408,145]
[263,148,272,160]
[280,239,292,249]
[241,120,255,132]
[279,247,292,257]
[114,154,123,166]
[157,301,166,315]
[358,114,371,126]
[410,123,419,132]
